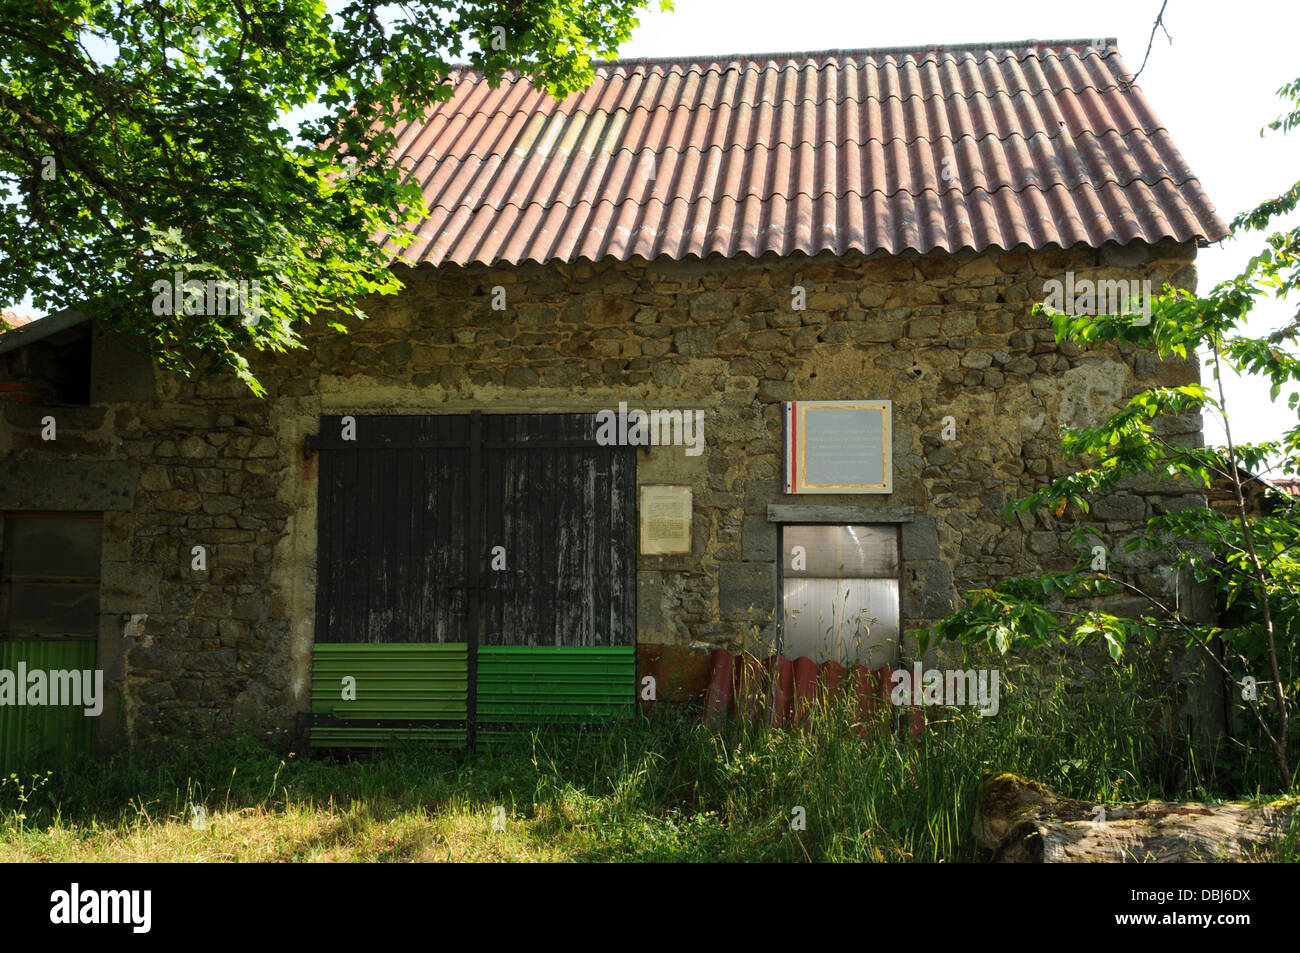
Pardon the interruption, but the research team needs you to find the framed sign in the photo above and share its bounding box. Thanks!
[639,484,693,555]
[783,400,892,494]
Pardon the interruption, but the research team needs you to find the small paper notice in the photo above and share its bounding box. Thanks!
[640,484,692,555]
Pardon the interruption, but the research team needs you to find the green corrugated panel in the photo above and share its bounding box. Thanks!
[477,646,635,725]
[310,643,467,748]
[309,725,466,747]
[0,641,97,772]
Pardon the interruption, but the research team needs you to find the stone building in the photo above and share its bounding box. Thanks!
[1209,467,1300,517]
[0,39,1227,759]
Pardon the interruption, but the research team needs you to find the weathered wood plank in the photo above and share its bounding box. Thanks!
[315,413,635,649]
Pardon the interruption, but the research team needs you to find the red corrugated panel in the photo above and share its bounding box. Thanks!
[702,648,734,723]
[384,39,1227,267]
[702,648,929,738]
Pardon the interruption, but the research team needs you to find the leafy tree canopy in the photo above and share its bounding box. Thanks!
[0,0,663,392]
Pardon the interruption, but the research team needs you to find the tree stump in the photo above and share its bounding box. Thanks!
[974,772,1298,862]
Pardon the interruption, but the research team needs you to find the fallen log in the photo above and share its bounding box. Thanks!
[974,772,1298,862]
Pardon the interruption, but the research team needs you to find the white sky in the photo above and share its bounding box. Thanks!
[619,0,1300,471]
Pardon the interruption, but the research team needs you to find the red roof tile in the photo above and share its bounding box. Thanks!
[387,39,1228,267]
[1265,477,1300,498]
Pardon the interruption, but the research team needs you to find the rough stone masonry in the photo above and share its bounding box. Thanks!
[0,238,1207,749]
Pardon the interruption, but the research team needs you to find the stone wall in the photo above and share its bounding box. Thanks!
[0,239,1206,743]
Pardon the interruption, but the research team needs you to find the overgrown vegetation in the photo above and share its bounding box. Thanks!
[3,652,1295,862]
[921,73,1300,790]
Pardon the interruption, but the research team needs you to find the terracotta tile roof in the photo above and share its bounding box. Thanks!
[1262,476,1300,498]
[387,38,1228,267]
[1,310,33,329]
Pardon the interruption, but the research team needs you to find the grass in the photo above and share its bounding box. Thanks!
[2,652,1296,862]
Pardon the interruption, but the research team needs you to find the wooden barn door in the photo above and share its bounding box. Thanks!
[475,414,637,742]
[0,513,101,771]
[309,413,636,750]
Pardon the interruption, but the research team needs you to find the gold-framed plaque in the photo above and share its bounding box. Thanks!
[783,400,892,494]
